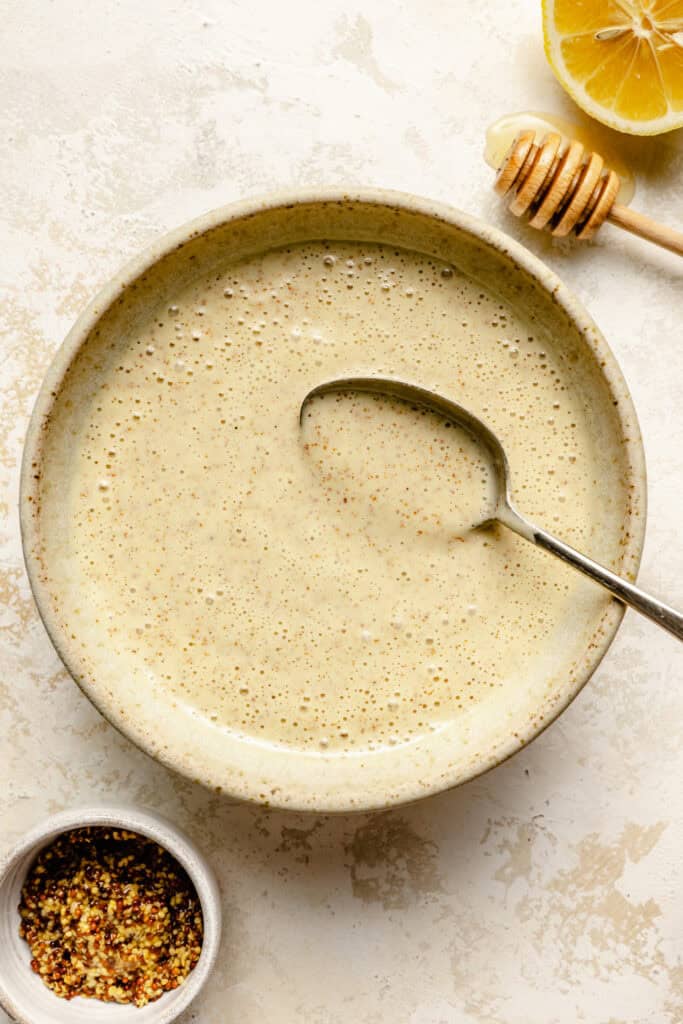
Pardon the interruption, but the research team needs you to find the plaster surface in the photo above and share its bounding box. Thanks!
[2,2,682,1021]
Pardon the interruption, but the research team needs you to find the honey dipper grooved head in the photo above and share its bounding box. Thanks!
[493,131,620,240]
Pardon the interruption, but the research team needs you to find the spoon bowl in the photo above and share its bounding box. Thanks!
[300,376,511,516]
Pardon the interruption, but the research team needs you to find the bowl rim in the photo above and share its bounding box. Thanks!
[0,804,221,1024]
[19,186,647,811]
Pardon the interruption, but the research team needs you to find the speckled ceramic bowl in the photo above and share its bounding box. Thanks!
[20,189,646,812]
[0,805,221,1024]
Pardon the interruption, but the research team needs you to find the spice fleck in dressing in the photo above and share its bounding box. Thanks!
[18,827,202,1006]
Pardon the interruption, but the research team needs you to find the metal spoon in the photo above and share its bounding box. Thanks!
[300,376,683,641]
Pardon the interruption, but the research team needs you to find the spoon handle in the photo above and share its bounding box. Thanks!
[523,522,683,641]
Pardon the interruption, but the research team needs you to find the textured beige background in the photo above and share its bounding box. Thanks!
[2,2,682,1022]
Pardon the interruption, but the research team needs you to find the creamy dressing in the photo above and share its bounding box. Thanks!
[301,390,497,543]
[53,241,611,754]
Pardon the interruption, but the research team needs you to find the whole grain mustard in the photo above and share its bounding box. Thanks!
[18,827,203,1007]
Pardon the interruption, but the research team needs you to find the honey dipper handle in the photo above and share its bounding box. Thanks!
[608,203,683,257]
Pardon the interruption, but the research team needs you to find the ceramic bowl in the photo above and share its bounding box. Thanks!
[20,188,647,811]
[0,806,221,1024]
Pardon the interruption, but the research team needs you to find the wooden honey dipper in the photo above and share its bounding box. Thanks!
[494,129,683,257]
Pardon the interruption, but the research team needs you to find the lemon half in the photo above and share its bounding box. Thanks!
[543,0,683,135]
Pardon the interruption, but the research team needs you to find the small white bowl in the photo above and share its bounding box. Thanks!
[0,805,221,1024]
